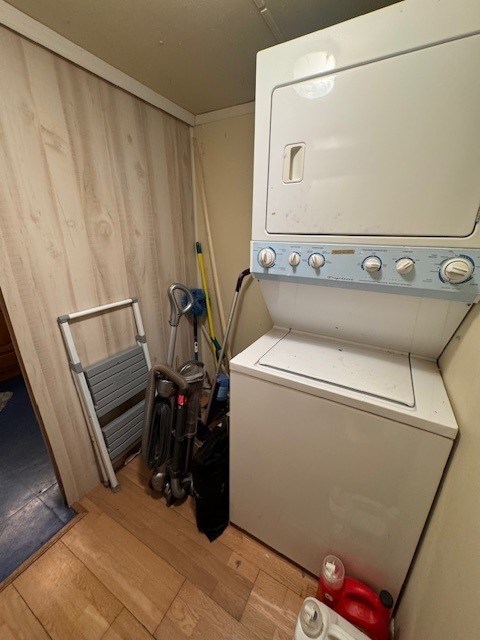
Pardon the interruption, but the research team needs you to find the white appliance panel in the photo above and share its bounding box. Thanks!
[266,35,480,237]
[259,280,471,358]
[258,331,414,406]
[232,0,468,611]
[252,0,480,246]
[232,330,457,440]
[230,370,452,601]
[252,242,480,302]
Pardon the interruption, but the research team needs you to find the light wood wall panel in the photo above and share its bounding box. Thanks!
[0,26,195,503]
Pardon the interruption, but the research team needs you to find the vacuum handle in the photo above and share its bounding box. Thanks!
[168,283,193,326]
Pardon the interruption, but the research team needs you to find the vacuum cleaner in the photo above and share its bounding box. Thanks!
[142,269,250,511]
[142,283,205,505]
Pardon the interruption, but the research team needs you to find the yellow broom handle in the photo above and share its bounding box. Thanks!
[197,249,216,345]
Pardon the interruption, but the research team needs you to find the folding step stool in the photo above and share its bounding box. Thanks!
[58,298,151,492]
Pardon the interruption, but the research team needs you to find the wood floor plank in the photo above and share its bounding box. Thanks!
[121,455,149,480]
[241,572,302,640]
[155,581,259,640]
[170,496,197,525]
[210,580,249,623]
[118,464,229,561]
[240,572,286,640]
[228,552,260,583]
[7,456,319,640]
[62,509,184,633]
[102,609,154,640]
[220,526,317,598]
[0,585,50,640]
[14,541,123,640]
[86,477,253,620]
[120,458,197,525]
[122,457,314,599]
[86,482,216,594]
[117,471,233,560]
[283,589,304,618]
[81,495,103,515]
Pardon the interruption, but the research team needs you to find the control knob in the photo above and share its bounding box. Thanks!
[362,256,382,273]
[257,247,276,268]
[440,257,474,284]
[289,252,301,267]
[308,253,325,268]
[396,257,415,275]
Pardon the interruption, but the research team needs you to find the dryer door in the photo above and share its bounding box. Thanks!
[266,34,480,237]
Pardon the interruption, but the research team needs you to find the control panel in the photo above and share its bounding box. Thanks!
[251,242,480,302]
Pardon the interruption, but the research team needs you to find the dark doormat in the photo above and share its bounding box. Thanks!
[0,376,76,582]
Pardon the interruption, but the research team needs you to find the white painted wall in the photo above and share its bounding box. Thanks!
[396,304,480,638]
[194,113,272,360]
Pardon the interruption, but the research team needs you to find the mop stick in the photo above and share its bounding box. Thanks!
[194,139,230,359]
[196,242,221,362]
[205,268,251,423]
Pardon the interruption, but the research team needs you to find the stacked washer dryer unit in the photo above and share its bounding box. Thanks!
[230,0,480,605]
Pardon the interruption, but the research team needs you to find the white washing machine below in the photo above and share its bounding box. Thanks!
[230,327,457,602]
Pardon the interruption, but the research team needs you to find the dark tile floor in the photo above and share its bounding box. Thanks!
[0,375,76,582]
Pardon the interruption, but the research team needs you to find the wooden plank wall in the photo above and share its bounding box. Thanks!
[0,26,196,503]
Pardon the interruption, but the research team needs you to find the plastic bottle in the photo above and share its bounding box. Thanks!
[205,374,229,428]
[295,597,370,640]
[216,374,229,401]
[317,555,393,640]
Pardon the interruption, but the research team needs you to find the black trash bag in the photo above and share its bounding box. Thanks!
[192,425,229,542]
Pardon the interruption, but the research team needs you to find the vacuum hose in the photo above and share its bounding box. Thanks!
[141,364,188,464]
[170,361,205,501]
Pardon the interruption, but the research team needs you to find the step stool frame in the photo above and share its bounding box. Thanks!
[58,297,151,492]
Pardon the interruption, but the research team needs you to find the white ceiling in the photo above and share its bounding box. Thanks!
[5,0,399,115]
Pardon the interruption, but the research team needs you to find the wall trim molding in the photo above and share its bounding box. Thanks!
[195,101,255,126]
[0,0,195,126]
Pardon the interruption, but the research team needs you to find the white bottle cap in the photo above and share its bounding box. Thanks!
[300,598,325,638]
[322,555,345,591]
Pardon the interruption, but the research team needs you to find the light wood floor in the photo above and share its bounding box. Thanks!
[0,455,317,639]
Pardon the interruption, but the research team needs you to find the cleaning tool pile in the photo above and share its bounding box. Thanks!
[142,283,205,505]
[183,288,206,361]
[196,242,221,362]
[141,263,250,539]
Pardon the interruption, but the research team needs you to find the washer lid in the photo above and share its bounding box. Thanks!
[258,331,414,407]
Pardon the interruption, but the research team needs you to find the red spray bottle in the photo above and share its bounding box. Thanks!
[316,555,393,640]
